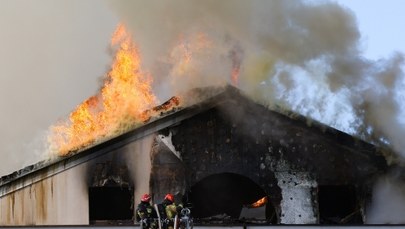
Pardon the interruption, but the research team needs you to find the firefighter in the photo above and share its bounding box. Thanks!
[136,193,158,229]
[158,193,183,229]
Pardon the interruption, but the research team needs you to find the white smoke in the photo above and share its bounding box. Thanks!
[366,171,405,224]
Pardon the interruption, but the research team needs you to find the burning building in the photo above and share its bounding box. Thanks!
[0,85,389,226]
[1,7,402,223]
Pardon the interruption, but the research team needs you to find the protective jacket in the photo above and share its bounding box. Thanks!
[165,202,183,219]
[136,201,157,228]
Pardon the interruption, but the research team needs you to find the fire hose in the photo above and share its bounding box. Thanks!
[140,207,193,229]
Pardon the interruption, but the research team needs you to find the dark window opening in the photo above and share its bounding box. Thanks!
[318,185,363,224]
[183,173,276,224]
[89,187,133,223]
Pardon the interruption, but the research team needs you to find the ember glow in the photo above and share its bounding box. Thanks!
[169,33,213,80]
[48,24,159,156]
[230,45,242,87]
[249,196,268,208]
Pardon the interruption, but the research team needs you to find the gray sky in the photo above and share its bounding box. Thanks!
[0,0,404,177]
[0,0,118,175]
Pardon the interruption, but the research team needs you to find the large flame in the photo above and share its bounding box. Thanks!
[47,25,242,156]
[49,24,158,156]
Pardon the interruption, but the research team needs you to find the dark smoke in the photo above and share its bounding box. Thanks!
[108,0,405,157]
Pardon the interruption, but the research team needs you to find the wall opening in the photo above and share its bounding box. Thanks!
[184,172,276,224]
[318,185,363,224]
[89,187,133,223]
[88,159,133,224]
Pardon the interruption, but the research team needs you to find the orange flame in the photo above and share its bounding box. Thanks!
[170,33,212,78]
[231,66,240,87]
[230,45,243,87]
[249,196,268,208]
[49,24,158,156]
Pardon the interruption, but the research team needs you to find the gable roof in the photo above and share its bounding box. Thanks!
[0,85,389,197]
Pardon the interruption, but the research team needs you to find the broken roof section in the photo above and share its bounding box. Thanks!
[0,85,390,197]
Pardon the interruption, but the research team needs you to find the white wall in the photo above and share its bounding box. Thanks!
[0,134,155,226]
[0,163,88,225]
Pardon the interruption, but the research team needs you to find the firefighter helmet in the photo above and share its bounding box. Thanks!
[164,193,174,202]
[141,193,151,202]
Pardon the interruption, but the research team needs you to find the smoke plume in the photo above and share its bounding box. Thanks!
[366,170,405,224]
[108,1,405,223]
[109,0,405,157]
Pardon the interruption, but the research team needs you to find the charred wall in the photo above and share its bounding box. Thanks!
[150,92,387,224]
